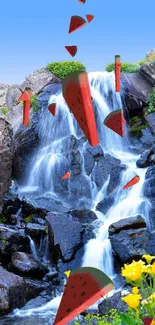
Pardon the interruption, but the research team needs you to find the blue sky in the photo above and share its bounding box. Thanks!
[0,0,155,83]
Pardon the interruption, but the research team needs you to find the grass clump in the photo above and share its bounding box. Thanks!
[30,95,40,112]
[105,62,140,73]
[46,61,86,80]
[145,87,155,115]
[1,106,9,115]
[0,214,7,224]
[24,215,33,223]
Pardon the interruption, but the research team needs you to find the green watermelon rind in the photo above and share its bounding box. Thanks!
[104,109,123,125]
[71,267,114,288]
[115,55,120,62]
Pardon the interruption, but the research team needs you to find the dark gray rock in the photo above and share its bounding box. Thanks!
[144,112,155,134]
[110,227,155,264]
[25,223,46,242]
[136,148,155,168]
[83,149,95,175]
[96,195,114,214]
[6,85,21,111]
[70,210,97,223]
[109,215,146,236]
[98,291,128,315]
[11,252,48,279]
[0,118,13,212]
[0,266,25,315]
[24,278,50,301]
[140,61,155,86]
[0,225,30,265]
[91,154,126,193]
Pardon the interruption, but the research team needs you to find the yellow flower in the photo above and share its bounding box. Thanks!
[122,293,142,309]
[121,260,145,282]
[142,264,152,273]
[142,255,155,263]
[64,270,71,278]
[148,293,155,302]
[132,287,139,294]
[151,263,155,275]
[151,320,155,325]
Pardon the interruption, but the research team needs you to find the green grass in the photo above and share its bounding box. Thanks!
[24,215,33,223]
[46,61,86,80]
[1,106,9,115]
[30,95,40,112]
[145,87,155,115]
[105,62,140,73]
[129,124,147,138]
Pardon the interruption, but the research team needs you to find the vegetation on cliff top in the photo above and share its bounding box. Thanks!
[46,61,86,80]
[105,52,155,73]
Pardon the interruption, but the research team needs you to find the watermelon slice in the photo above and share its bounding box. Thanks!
[62,172,70,179]
[18,91,30,102]
[86,14,94,23]
[123,175,140,190]
[103,109,126,137]
[53,267,114,325]
[78,0,86,3]
[62,71,99,146]
[48,103,56,116]
[143,318,154,325]
[68,16,87,34]
[65,46,77,57]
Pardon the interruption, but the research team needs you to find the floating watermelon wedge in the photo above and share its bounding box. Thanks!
[123,175,140,190]
[65,46,77,57]
[53,267,114,325]
[103,109,126,137]
[68,16,87,34]
[143,318,153,325]
[78,0,86,3]
[62,172,70,179]
[62,71,99,146]
[86,14,94,23]
[48,103,56,116]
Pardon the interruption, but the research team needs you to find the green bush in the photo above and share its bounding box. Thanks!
[30,95,39,112]
[105,62,140,73]
[46,61,86,80]
[130,124,147,138]
[145,87,155,115]
[1,106,8,115]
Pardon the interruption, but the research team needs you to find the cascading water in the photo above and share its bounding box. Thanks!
[10,71,150,321]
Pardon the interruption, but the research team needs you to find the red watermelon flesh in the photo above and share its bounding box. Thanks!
[62,71,99,146]
[53,267,114,325]
[61,172,70,179]
[143,318,153,325]
[48,103,56,116]
[104,109,126,137]
[78,0,86,3]
[18,91,30,102]
[65,46,77,57]
[86,14,94,23]
[68,16,87,34]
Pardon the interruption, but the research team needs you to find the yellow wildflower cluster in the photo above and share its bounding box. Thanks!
[151,319,155,325]
[121,260,145,282]
[122,287,142,309]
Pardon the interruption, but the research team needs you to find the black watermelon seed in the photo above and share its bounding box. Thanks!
[67,308,71,313]
[80,277,82,279]
[71,286,74,288]
[81,292,85,296]
[83,282,87,286]
[74,293,76,298]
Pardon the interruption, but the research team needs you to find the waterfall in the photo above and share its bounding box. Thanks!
[11,71,149,319]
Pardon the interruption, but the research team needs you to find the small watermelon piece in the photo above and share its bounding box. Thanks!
[65,46,77,57]
[143,318,154,325]
[62,172,70,179]
[103,109,126,137]
[62,71,99,146]
[123,175,140,190]
[86,14,94,23]
[48,103,56,116]
[78,0,86,3]
[53,267,114,325]
[68,16,87,34]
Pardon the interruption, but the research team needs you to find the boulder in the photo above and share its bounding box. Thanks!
[96,194,114,215]
[144,112,155,135]
[24,278,50,301]
[0,118,13,212]
[121,72,152,116]
[143,166,155,229]
[109,215,146,236]
[110,227,155,264]
[91,154,126,193]
[25,223,46,242]
[6,85,22,111]
[0,225,30,265]
[136,148,155,168]
[0,266,25,315]
[140,61,155,86]
[12,126,39,182]
[83,144,104,176]
[10,252,48,279]
[0,84,10,109]
[46,211,95,272]
[70,210,97,223]
[98,291,128,315]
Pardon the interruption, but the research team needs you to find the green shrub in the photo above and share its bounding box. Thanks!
[145,87,155,115]
[130,124,147,138]
[30,95,39,112]
[46,61,86,80]
[105,62,140,73]
[1,106,8,115]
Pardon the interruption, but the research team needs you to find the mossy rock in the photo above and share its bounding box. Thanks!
[24,215,33,223]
